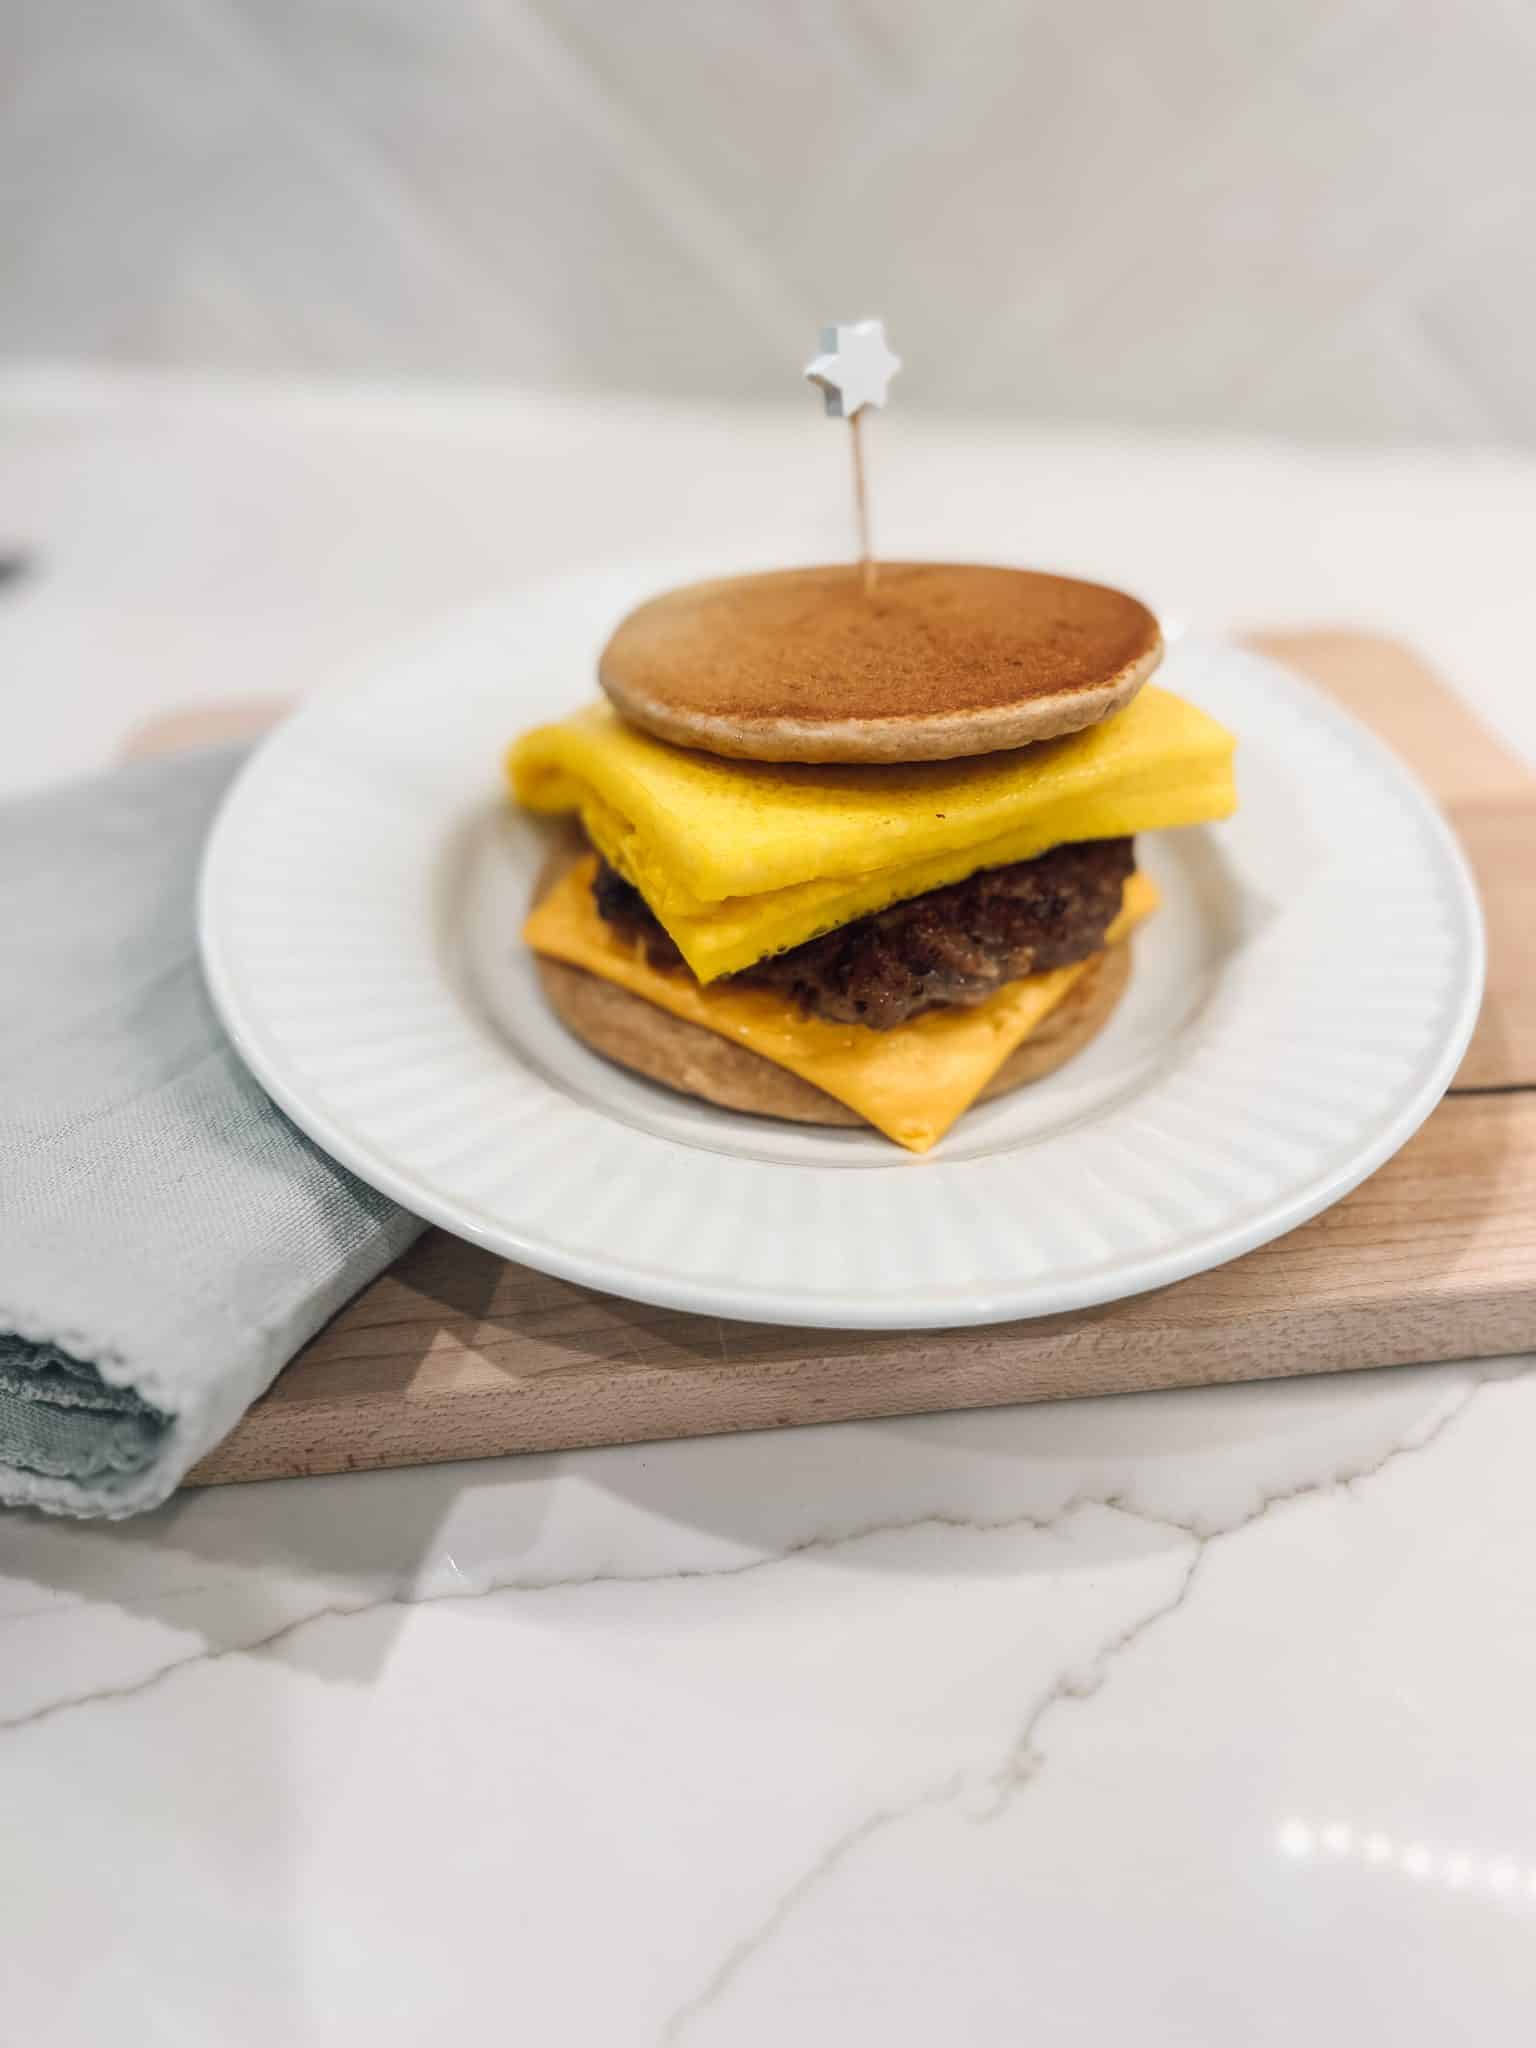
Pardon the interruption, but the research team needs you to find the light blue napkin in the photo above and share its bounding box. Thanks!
[0,748,425,1517]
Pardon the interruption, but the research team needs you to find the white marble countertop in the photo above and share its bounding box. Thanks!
[6,368,1536,2044]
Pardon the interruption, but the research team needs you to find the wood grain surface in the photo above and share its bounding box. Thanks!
[147,631,1534,1485]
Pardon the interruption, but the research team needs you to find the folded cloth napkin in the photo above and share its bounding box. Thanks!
[1,748,424,1517]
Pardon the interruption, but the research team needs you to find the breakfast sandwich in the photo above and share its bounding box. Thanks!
[509,562,1236,1152]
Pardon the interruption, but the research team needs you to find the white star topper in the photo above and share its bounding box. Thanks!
[805,319,902,418]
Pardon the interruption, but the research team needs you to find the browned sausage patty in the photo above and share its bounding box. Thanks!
[591,837,1136,1030]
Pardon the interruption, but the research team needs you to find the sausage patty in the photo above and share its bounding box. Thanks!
[591,837,1136,1030]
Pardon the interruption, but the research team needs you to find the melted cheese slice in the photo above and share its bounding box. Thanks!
[510,687,1230,981]
[525,857,1160,1153]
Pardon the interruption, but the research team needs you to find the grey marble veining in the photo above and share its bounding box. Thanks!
[6,369,1536,2044]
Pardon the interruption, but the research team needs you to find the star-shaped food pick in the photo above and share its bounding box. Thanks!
[804,318,902,418]
[804,319,900,593]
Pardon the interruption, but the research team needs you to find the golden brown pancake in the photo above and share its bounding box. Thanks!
[598,563,1162,764]
[536,941,1130,1130]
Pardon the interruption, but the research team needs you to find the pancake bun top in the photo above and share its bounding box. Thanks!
[598,562,1163,764]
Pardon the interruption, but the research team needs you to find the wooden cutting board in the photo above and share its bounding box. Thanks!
[138,632,1535,1486]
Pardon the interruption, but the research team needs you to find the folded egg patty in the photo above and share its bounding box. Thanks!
[508,683,1234,981]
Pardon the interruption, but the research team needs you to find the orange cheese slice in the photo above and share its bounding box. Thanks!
[525,857,1159,1152]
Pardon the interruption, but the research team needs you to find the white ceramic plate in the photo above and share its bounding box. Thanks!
[199,562,1483,1329]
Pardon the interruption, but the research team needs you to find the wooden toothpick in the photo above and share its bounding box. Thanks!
[849,407,874,595]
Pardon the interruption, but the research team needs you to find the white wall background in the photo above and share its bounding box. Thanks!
[7,0,1534,443]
